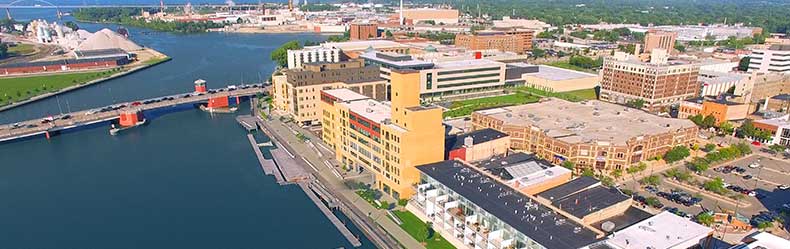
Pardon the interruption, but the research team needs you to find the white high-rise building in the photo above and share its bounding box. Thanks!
[286,47,341,69]
[749,44,790,74]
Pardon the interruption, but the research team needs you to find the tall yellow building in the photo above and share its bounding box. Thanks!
[320,69,445,199]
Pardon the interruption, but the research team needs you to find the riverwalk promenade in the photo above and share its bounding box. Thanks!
[254,112,426,249]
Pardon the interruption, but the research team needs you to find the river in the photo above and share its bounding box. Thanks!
[0,8,375,249]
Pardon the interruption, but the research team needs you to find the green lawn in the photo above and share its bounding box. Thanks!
[142,56,171,65]
[560,88,598,100]
[444,92,539,118]
[545,60,589,72]
[392,210,455,249]
[0,69,119,107]
[515,87,598,102]
[7,44,36,55]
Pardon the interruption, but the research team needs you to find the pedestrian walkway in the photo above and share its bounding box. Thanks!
[263,118,426,249]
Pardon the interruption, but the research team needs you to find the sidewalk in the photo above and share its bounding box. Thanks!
[263,117,426,249]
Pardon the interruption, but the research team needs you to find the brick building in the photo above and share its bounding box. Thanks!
[349,23,378,41]
[454,30,533,54]
[644,30,678,54]
[600,51,701,113]
[471,99,699,174]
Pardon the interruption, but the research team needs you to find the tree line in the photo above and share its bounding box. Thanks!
[73,8,225,33]
[418,0,790,34]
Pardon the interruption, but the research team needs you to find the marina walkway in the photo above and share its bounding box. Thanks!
[299,182,362,247]
[257,115,418,249]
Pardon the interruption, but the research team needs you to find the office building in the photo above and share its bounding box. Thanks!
[752,114,790,146]
[588,211,713,249]
[321,40,410,58]
[414,159,601,249]
[399,8,459,24]
[518,64,600,92]
[537,177,631,224]
[471,99,698,173]
[600,51,701,112]
[320,70,445,199]
[286,47,341,69]
[360,51,508,100]
[748,44,790,74]
[349,23,378,41]
[272,60,386,125]
[733,232,790,249]
[455,30,533,54]
[643,30,678,54]
[678,97,749,124]
[698,71,750,97]
[445,128,510,162]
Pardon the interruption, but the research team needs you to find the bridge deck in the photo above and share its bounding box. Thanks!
[0,87,265,142]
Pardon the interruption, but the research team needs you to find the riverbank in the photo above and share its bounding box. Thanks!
[0,48,170,112]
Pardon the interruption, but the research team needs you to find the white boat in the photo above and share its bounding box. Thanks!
[109,119,147,135]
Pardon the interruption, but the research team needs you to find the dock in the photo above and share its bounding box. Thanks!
[236,115,259,131]
[269,143,311,183]
[299,182,362,247]
[246,134,279,178]
[0,87,266,143]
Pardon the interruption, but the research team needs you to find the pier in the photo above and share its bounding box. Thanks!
[0,86,266,143]
[299,182,362,247]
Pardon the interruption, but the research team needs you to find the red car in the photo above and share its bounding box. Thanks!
[751,141,761,146]
[131,101,142,106]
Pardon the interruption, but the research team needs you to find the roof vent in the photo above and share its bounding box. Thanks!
[464,136,474,148]
[366,108,374,113]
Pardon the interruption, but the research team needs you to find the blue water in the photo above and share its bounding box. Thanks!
[0,9,374,249]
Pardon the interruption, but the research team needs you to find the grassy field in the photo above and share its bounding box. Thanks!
[546,60,591,72]
[392,210,455,249]
[515,87,598,102]
[142,56,172,65]
[561,88,598,100]
[0,69,119,107]
[7,44,36,55]
[443,92,539,118]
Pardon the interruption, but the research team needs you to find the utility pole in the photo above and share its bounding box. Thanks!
[5,8,11,20]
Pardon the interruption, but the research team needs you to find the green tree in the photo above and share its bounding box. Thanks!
[757,221,772,231]
[696,212,714,226]
[738,57,751,71]
[719,121,735,134]
[64,21,79,31]
[610,168,623,180]
[703,143,717,152]
[561,160,575,171]
[769,144,787,155]
[270,40,302,68]
[674,43,686,53]
[625,98,645,109]
[703,177,727,194]
[385,30,393,38]
[581,168,595,177]
[531,48,546,58]
[644,197,661,207]
[664,146,691,163]
[640,175,661,186]
[688,157,710,173]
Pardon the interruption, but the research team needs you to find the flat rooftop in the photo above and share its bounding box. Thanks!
[322,88,370,102]
[360,51,435,68]
[341,98,391,124]
[538,176,600,202]
[754,114,790,128]
[417,160,600,249]
[604,211,712,249]
[321,40,407,51]
[446,128,509,151]
[433,59,502,69]
[475,99,698,145]
[524,65,599,81]
[551,186,630,218]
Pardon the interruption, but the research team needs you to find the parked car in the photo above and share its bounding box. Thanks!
[748,163,760,168]
[734,167,747,174]
[778,185,790,190]
[645,186,659,194]
[743,175,753,180]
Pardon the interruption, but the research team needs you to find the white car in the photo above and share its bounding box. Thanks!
[778,185,790,190]
[748,163,760,168]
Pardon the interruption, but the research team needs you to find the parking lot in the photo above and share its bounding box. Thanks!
[624,154,790,220]
[703,155,790,215]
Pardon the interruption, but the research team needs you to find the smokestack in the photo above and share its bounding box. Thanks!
[399,0,404,25]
